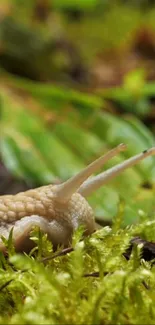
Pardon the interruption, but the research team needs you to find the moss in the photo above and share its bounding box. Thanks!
[0,216,155,324]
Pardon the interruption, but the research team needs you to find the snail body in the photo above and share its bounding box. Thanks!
[0,144,155,252]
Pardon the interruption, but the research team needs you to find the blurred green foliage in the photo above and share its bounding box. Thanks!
[0,0,155,226]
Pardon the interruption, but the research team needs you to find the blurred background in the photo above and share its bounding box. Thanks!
[0,0,155,227]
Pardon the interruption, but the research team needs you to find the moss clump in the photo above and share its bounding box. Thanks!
[0,216,155,324]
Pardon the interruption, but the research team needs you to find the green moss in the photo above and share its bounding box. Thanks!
[0,217,155,324]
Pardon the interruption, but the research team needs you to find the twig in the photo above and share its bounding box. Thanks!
[0,279,13,292]
[83,271,99,277]
[40,247,74,263]
[142,281,150,290]
[83,273,150,290]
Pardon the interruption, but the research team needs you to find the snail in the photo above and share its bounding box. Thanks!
[0,144,155,252]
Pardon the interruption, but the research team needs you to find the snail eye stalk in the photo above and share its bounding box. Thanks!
[54,144,126,203]
[79,147,155,197]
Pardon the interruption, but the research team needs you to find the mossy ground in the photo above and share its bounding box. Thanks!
[0,211,155,325]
